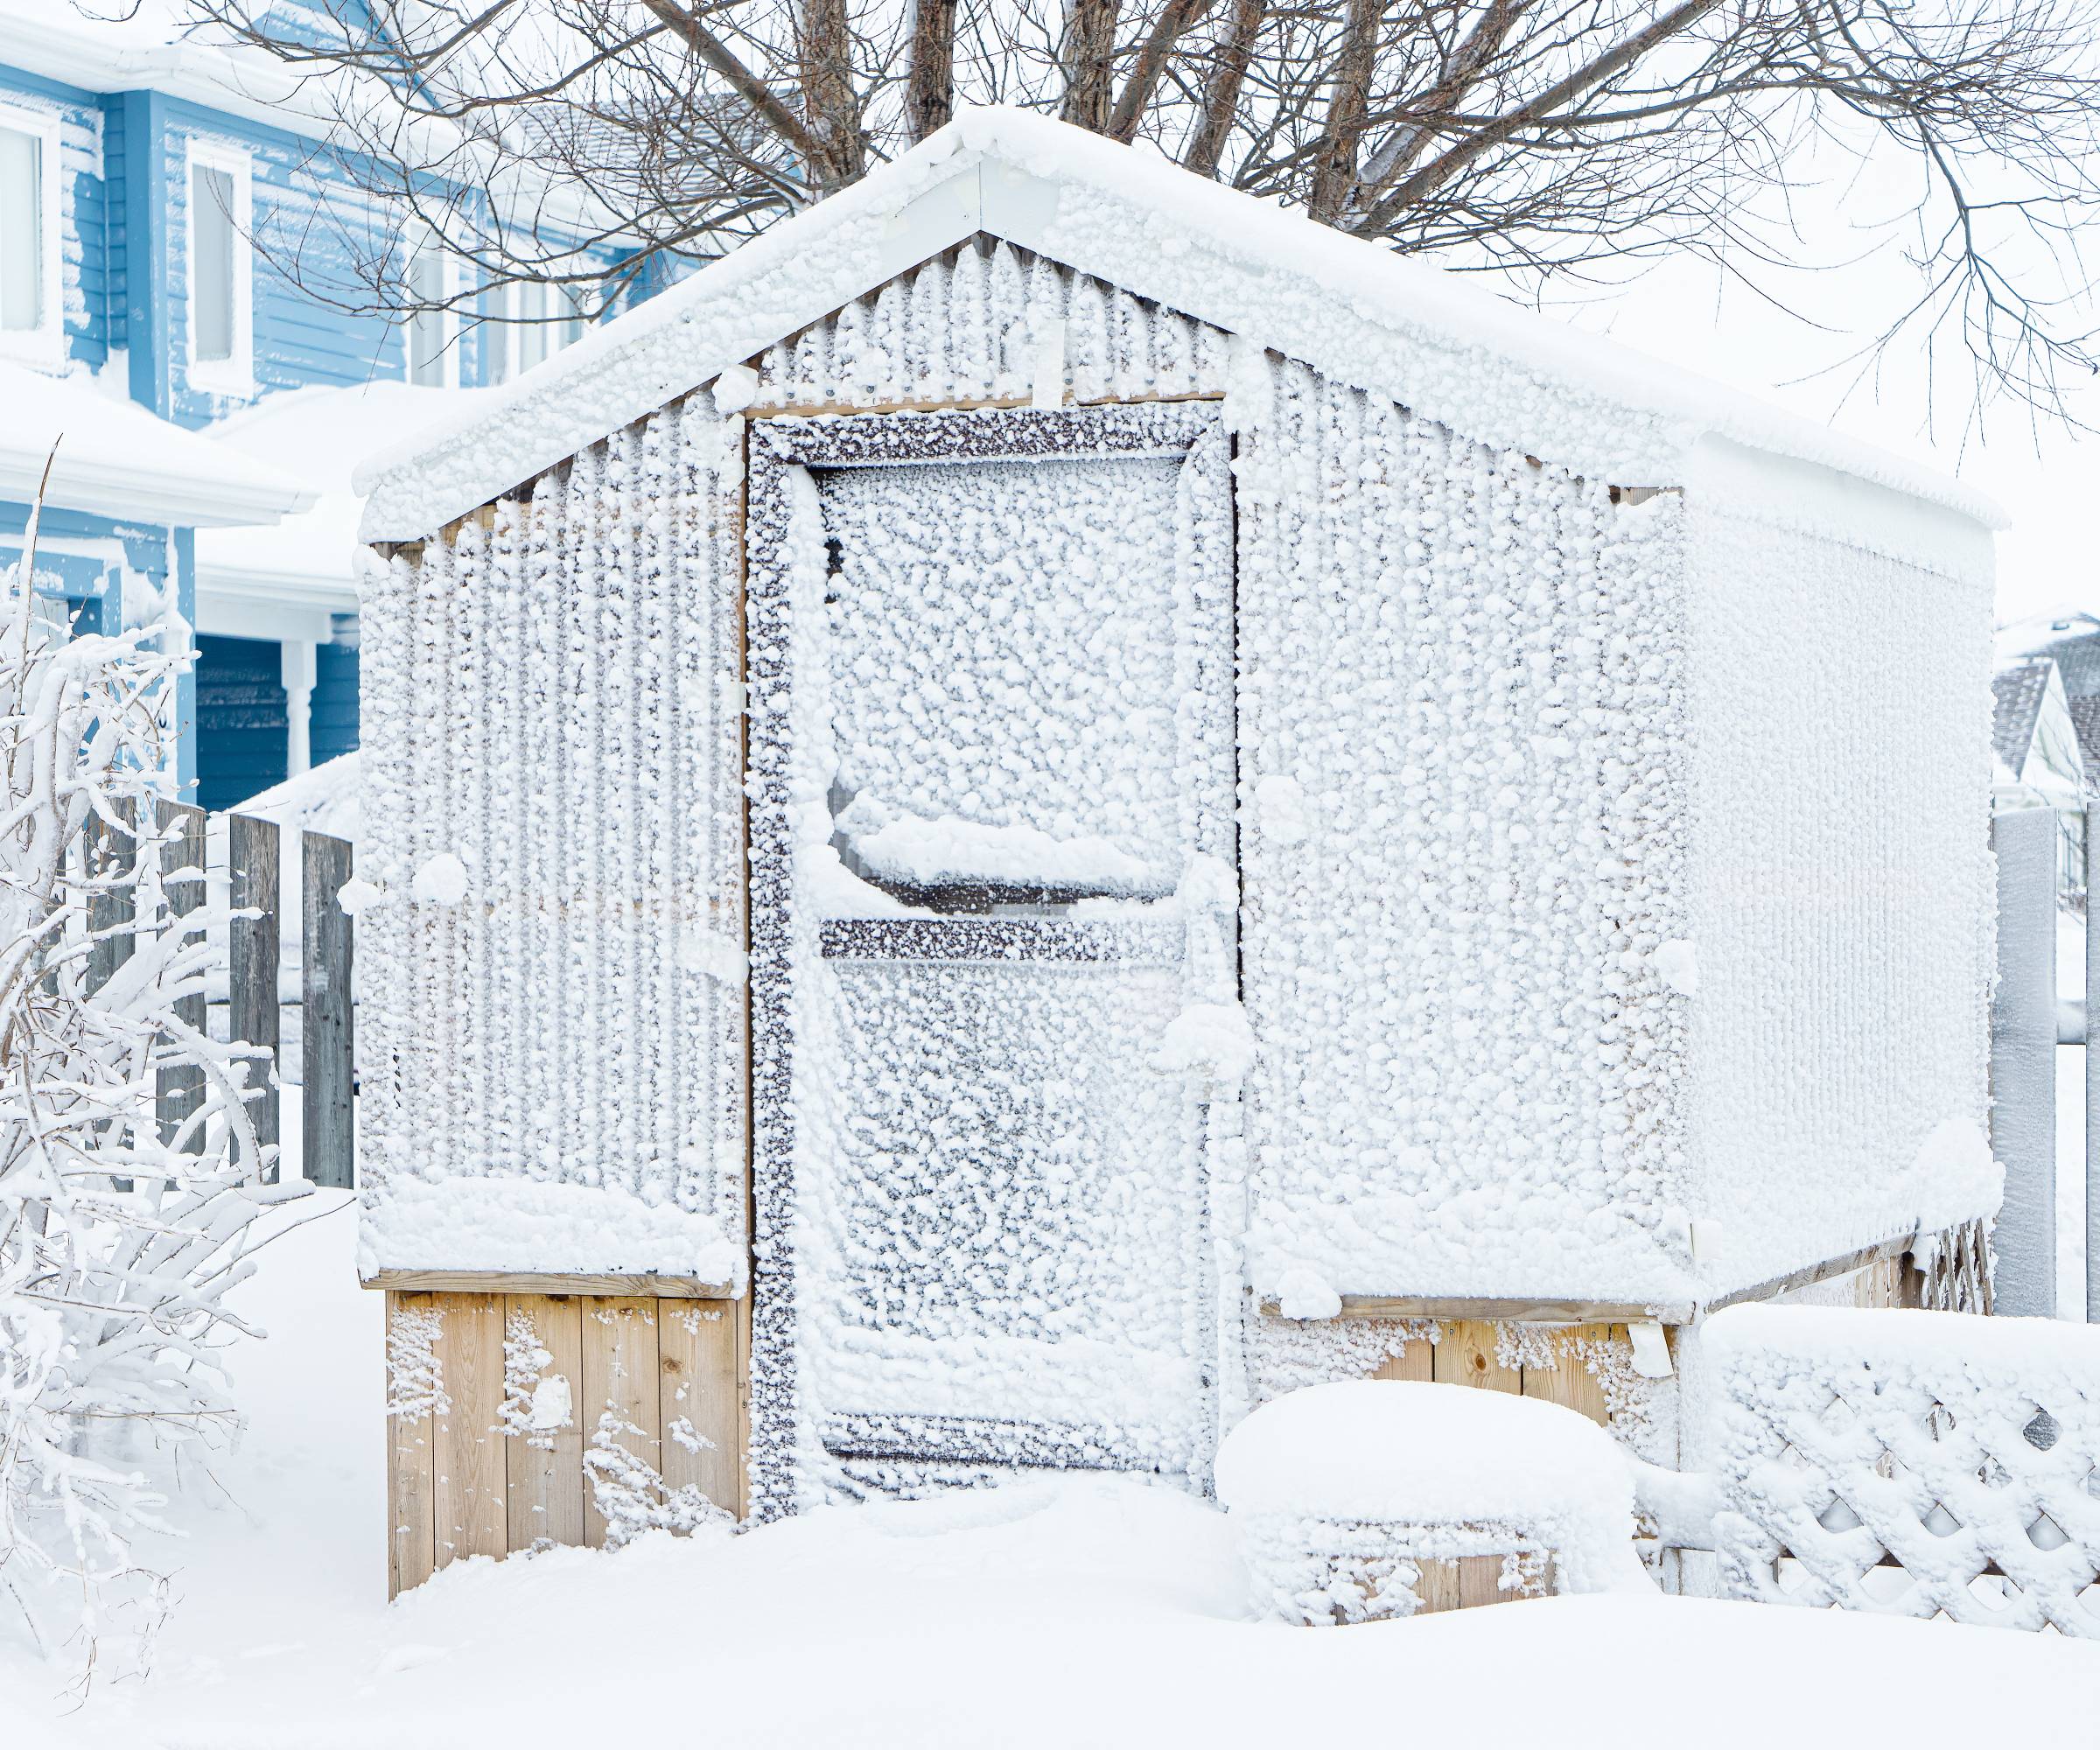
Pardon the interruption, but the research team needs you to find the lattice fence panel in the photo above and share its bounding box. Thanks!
[1708,1306,2100,1634]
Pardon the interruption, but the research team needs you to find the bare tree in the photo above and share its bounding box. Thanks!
[162,0,2100,420]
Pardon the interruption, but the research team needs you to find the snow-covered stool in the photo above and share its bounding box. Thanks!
[1215,1380,1644,1625]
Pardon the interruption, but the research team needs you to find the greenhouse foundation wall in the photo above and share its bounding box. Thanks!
[375,1261,1922,1600]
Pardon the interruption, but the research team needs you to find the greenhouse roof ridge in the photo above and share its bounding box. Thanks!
[358,105,2005,542]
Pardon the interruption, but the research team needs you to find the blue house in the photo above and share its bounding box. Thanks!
[1,4,623,809]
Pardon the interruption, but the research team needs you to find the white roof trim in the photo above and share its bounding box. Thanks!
[358,107,2006,543]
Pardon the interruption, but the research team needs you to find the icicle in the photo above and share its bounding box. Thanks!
[1066,276,1110,403]
[947,240,992,402]
[1109,289,1152,399]
[908,254,952,403]
[986,241,1029,397]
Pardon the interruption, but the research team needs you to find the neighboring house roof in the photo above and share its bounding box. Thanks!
[2,362,312,528]
[359,106,2007,543]
[1992,660,2054,779]
[2067,696,2100,777]
[200,382,494,606]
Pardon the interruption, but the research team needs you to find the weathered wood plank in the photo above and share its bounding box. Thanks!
[385,1291,438,1600]
[1432,1320,1520,1393]
[303,830,355,1189]
[363,1268,738,1300]
[1271,1294,1696,1326]
[1414,1559,1461,1614]
[1519,1326,1614,1428]
[503,1294,586,1554]
[580,1297,662,1548]
[658,1301,740,1517]
[431,1292,507,1570]
[83,804,134,997]
[227,811,280,1169]
[1370,1334,1433,1382]
[154,801,206,1148]
[1457,1556,1508,1610]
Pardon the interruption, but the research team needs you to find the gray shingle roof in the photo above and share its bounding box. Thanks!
[1992,660,2053,776]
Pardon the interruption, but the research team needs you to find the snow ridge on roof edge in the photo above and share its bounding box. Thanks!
[358,108,2005,543]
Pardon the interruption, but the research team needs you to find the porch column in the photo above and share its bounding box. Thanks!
[282,638,316,777]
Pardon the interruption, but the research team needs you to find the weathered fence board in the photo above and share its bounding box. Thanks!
[506,1294,588,1553]
[431,1292,508,1569]
[154,801,206,1148]
[84,806,134,997]
[303,830,355,1189]
[228,811,279,1167]
[1990,806,2057,1317]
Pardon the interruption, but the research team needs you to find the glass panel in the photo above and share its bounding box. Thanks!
[0,127,43,333]
[514,279,550,372]
[406,245,446,384]
[816,452,1188,902]
[191,163,235,362]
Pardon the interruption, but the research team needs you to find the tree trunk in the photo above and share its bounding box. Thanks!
[1109,0,1218,142]
[1060,0,1123,133]
[1182,0,1263,178]
[798,0,865,192]
[1307,0,1382,225]
[906,0,958,143]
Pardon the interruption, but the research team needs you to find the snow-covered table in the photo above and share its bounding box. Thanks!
[1215,1380,1645,1624]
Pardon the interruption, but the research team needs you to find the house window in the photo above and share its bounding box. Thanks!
[0,108,60,359]
[186,141,253,394]
[406,236,453,387]
[511,278,589,375]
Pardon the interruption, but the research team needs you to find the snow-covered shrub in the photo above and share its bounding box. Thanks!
[0,499,282,1666]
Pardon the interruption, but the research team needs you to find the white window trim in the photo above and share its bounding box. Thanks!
[0,101,64,368]
[404,229,459,388]
[184,136,255,397]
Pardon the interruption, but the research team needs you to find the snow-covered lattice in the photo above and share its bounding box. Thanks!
[356,392,746,1282]
[1705,1306,2100,1634]
[1217,1381,1641,1625]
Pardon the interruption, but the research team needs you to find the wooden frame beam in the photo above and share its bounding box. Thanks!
[364,1268,739,1299]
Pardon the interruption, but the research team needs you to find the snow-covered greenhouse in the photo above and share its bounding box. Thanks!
[353,108,2004,1595]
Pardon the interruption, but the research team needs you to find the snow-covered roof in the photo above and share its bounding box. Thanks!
[1991,660,2054,776]
[360,106,2007,542]
[199,382,494,597]
[1,363,312,528]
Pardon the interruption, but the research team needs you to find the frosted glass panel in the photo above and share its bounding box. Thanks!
[191,164,235,362]
[0,128,42,334]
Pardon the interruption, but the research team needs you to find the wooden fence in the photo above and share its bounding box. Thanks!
[134,802,356,1186]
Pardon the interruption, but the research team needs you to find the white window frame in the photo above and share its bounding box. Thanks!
[0,101,63,368]
[184,137,255,396]
[403,228,458,388]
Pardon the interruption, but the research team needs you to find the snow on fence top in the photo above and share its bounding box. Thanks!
[1705,1306,2100,1635]
[356,107,2003,547]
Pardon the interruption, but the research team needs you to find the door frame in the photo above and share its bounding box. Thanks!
[741,401,1236,1514]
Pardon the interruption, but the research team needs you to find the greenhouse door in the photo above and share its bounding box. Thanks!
[745,402,1240,1502]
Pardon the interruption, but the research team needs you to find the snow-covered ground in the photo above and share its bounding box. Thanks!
[10,1186,2096,1747]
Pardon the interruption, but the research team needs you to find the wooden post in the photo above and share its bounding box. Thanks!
[303,830,355,1189]
[228,812,280,1172]
[154,801,206,1149]
[1991,805,2056,1317]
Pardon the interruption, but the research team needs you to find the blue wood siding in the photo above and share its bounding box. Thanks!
[312,640,360,765]
[194,633,287,811]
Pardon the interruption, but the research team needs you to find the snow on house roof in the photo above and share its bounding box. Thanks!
[359,106,2007,543]
[1,362,312,528]
[199,382,494,598]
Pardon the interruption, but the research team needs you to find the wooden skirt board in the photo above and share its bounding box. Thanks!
[1368,1319,1620,1614]
[385,1291,747,1598]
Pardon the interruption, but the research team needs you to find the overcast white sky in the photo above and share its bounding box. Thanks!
[1559,150,2093,628]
